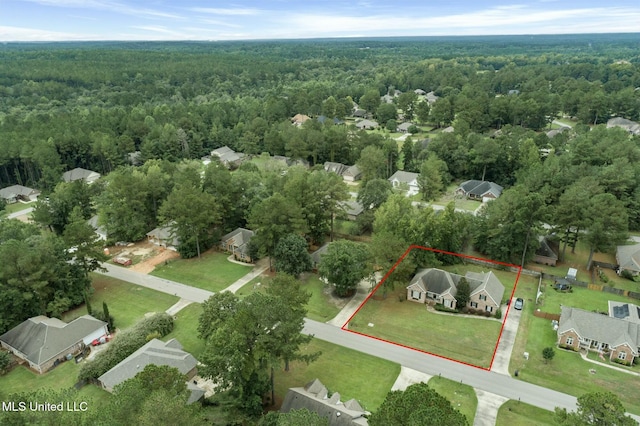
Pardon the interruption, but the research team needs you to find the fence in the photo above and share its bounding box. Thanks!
[533,310,560,321]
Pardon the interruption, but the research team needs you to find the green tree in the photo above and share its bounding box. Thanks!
[318,240,370,297]
[455,277,471,308]
[359,89,381,114]
[0,350,10,374]
[274,234,312,277]
[555,391,636,426]
[402,138,415,171]
[357,145,388,184]
[417,154,448,201]
[542,347,555,363]
[376,103,398,124]
[369,382,469,426]
[415,101,431,123]
[102,301,114,332]
[259,408,329,426]
[396,91,419,121]
[63,205,108,279]
[357,178,393,211]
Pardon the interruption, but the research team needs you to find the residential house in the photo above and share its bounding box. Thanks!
[533,236,559,267]
[62,168,101,184]
[0,185,40,204]
[616,243,640,276]
[607,117,640,136]
[425,91,439,104]
[324,162,349,176]
[546,127,569,139]
[146,224,179,250]
[441,126,455,133]
[281,379,369,426]
[381,94,395,104]
[557,305,640,364]
[0,315,108,374]
[220,227,255,262]
[310,243,329,271]
[338,200,364,221]
[406,268,505,313]
[98,338,202,403]
[352,109,367,118]
[388,170,420,196]
[317,116,344,125]
[88,215,107,241]
[396,122,414,133]
[211,146,246,168]
[414,89,427,96]
[342,165,361,182]
[291,113,311,126]
[456,180,503,200]
[508,89,520,96]
[355,119,379,130]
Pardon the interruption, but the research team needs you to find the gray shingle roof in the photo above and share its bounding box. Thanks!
[388,170,419,185]
[311,243,329,266]
[98,338,198,391]
[0,185,40,201]
[616,243,640,273]
[459,180,503,198]
[220,228,255,256]
[339,200,364,217]
[408,268,461,296]
[324,162,348,175]
[465,271,505,307]
[62,168,100,183]
[0,315,107,367]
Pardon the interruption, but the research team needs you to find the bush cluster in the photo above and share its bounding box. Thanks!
[613,358,631,367]
[433,304,458,313]
[78,313,174,381]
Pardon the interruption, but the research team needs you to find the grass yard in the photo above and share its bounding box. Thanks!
[150,250,252,292]
[496,400,557,426]
[62,274,179,330]
[2,201,35,215]
[349,287,502,368]
[537,283,632,315]
[161,303,206,358]
[274,338,400,412]
[427,376,478,424]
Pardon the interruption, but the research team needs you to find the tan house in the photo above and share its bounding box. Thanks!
[62,168,101,184]
[291,113,311,126]
[0,184,41,204]
[557,305,639,364]
[220,227,255,262]
[407,268,505,313]
[616,243,640,276]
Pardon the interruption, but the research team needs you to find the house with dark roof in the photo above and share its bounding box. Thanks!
[616,243,640,276]
[317,116,344,125]
[406,268,505,313]
[607,117,640,136]
[533,236,558,267]
[98,338,202,403]
[456,180,503,200]
[310,243,329,271]
[425,91,439,104]
[324,162,349,176]
[388,170,419,196]
[342,165,361,182]
[0,185,41,204]
[338,200,364,221]
[281,379,369,426]
[211,146,246,168]
[0,315,108,374]
[557,305,640,364]
[352,109,367,118]
[62,168,101,184]
[220,228,255,263]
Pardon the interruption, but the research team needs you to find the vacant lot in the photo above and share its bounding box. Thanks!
[151,250,251,292]
[349,287,502,368]
[274,338,400,412]
[62,274,179,330]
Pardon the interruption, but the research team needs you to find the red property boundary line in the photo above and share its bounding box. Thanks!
[341,244,522,371]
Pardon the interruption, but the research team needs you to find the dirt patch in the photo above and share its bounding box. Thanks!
[129,247,180,274]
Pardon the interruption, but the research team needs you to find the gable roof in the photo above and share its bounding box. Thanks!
[291,114,311,125]
[459,180,503,198]
[535,236,558,261]
[311,243,329,266]
[220,228,255,255]
[62,168,100,183]
[211,146,245,166]
[607,117,640,135]
[0,315,107,366]
[616,243,640,273]
[0,185,40,201]
[355,119,378,129]
[397,122,414,131]
[281,379,369,426]
[98,338,198,391]
[609,301,640,325]
[408,268,461,297]
[339,200,364,217]
[343,165,361,179]
[465,271,505,306]
[388,170,419,185]
[324,162,348,175]
[559,306,640,353]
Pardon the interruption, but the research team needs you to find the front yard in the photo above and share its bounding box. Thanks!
[496,400,557,425]
[349,287,503,368]
[427,376,477,424]
[150,250,252,292]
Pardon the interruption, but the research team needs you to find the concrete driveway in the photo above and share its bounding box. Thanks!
[491,298,523,375]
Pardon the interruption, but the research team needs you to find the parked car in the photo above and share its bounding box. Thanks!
[113,256,132,266]
[514,298,524,310]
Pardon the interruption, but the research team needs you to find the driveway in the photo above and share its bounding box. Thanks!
[491,298,523,375]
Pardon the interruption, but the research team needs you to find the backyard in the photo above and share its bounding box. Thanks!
[150,250,252,292]
[431,182,483,212]
[161,303,206,358]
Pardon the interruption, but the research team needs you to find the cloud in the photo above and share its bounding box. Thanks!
[198,19,242,29]
[188,7,261,16]
[0,25,93,41]
[23,0,185,20]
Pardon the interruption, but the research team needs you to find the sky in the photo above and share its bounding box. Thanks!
[1,0,639,42]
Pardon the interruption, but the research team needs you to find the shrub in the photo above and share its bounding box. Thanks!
[483,311,492,317]
[0,351,10,375]
[613,358,631,367]
[78,313,173,381]
[494,308,502,319]
[433,304,458,313]
[620,269,635,281]
[460,306,469,314]
[597,268,608,283]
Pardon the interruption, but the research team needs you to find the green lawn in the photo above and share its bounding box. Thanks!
[496,400,557,426]
[537,283,632,315]
[427,376,478,424]
[161,303,206,358]
[62,274,179,330]
[150,251,252,292]
[349,287,502,368]
[2,201,35,215]
[274,338,400,412]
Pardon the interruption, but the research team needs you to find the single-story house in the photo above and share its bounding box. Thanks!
[211,146,246,168]
[607,117,640,136]
[317,116,344,125]
[0,315,108,374]
[220,227,255,262]
[338,200,364,221]
[508,89,520,96]
[355,119,379,130]
[310,243,329,271]
[0,185,41,204]
[281,379,369,426]
[324,162,349,176]
[146,224,179,250]
[425,91,439,104]
[406,268,505,313]
[456,180,503,200]
[353,109,367,118]
[98,338,201,403]
[557,305,639,364]
[342,165,362,182]
[388,170,420,196]
[414,89,427,96]
[291,113,311,126]
[62,168,101,184]
[396,122,414,133]
[616,243,640,276]
[533,236,558,267]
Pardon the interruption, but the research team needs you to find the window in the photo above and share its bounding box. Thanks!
[411,290,421,300]
[485,306,493,312]
[566,337,574,345]
[479,294,487,301]
[618,352,627,360]
[470,302,478,308]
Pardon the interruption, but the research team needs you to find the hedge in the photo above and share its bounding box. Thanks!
[78,313,174,382]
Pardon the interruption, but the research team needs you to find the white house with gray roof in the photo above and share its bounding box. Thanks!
[616,243,640,276]
[0,184,41,204]
[607,117,640,136]
[62,168,101,184]
[0,315,108,374]
[220,227,255,262]
[388,170,419,196]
